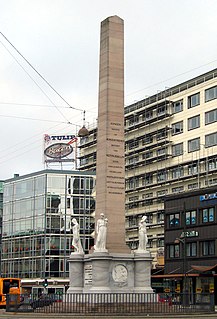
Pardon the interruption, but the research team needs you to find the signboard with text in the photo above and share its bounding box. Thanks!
[43,134,77,164]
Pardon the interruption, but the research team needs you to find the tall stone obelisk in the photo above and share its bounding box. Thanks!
[68,16,153,294]
[95,15,129,253]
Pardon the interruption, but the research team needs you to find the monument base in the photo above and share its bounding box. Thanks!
[68,251,154,294]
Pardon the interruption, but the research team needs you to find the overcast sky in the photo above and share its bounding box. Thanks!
[1,0,217,180]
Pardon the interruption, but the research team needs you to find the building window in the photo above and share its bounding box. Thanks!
[208,158,217,171]
[172,100,183,114]
[202,207,214,223]
[185,210,196,225]
[171,167,184,179]
[128,177,139,189]
[128,115,139,126]
[205,132,217,147]
[146,214,153,223]
[80,158,89,165]
[157,189,168,197]
[128,216,138,227]
[156,130,168,140]
[172,143,183,156]
[188,183,198,190]
[142,192,153,199]
[169,244,180,258]
[172,186,184,193]
[172,121,183,135]
[188,163,198,175]
[142,110,153,121]
[157,105,166,116]
[129,196,139,202]
[142,135,153,145]
[157,239,164,247]
[169,213,180,227]
[157,212,164,223]
[142,174,153,185]
[188,92,200,108]
[188,115,200,130]
[188,137,200,152]
[142,199,153,206]
[142,151,153,159]
[186,242,197,257]
[157,147,167,156]
[205,86,217,102]
[80,136,89,145]
[157,170,167,182]
[205,109,217,125]
[129,156,139,164]
[202,240,215,256]
[128,140,139,150]
[129,202,139,209]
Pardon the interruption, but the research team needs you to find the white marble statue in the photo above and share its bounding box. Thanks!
[137,215,148,252]
[71,218,84,254]
[94,213,108,252]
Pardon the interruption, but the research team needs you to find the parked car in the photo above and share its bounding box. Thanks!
[30,295,53,309]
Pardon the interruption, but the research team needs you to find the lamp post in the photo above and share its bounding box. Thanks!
[175,236,188,306]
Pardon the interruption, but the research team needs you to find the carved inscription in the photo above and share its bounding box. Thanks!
[84,264,93,286]
[106,121,125,195]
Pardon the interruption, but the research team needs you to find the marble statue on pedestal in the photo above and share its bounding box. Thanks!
[137,215,148,252]
[94,213,108,252]
[71,218,84,254]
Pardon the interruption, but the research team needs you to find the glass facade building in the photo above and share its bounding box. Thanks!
[2,170,95,285]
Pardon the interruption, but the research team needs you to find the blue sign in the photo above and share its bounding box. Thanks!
[200,193,217,201]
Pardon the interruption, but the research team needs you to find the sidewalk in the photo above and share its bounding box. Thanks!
[0,311,217,319]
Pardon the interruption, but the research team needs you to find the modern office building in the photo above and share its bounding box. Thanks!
[78,68,217,267]
[2,169,95,295]
[162,186,217,301]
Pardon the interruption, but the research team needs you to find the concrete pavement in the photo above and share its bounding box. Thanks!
[0,311,217,319]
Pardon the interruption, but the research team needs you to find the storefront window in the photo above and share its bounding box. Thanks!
[169,213,180,227]
[202,207,214,223]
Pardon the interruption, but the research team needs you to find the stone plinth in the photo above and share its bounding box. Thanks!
[68,252,153,294]
[67,253,84,293]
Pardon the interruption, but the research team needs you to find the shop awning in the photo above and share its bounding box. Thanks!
[191,264,217,273]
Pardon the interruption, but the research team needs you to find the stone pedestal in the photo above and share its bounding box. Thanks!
[68,251,153,294]
[67,253,84,293]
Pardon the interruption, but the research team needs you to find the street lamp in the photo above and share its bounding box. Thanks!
[174,236,188,306]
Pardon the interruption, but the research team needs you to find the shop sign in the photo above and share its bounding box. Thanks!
[196,288,202,293]
[181,230,198,238]
[200,193,217,201]
[44,143,73,159]
[43,133,77,163]
[164,288,170,293]
[209,283,214,293]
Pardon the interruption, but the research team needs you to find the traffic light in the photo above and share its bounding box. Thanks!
[43,279,48,288]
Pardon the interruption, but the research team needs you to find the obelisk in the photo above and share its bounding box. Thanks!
[95,16,129,253]
[68,16,153,294]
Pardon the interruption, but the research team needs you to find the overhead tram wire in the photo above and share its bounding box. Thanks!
[126,59,217,98]
[0,39,72,124]
[0,114,72,124]
[0,32,83,111]
[0,32,88,124]
[0,102,70,108]
[0,119,77,163]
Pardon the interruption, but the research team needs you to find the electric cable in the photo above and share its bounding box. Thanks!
[0,31,83,112]
[0,38,72,124]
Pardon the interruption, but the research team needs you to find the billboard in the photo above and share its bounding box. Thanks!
[44,134,77,164]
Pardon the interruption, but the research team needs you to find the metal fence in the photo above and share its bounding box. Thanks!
[6,292,215,315]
